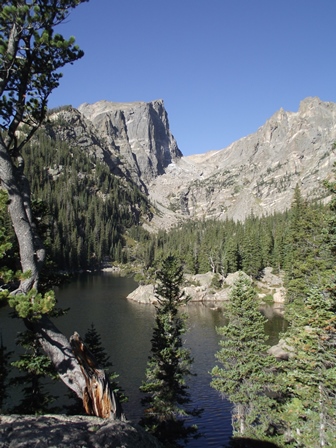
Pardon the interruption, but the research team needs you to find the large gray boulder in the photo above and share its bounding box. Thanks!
[0,415,163,448]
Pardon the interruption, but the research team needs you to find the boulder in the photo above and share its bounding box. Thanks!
[127,284,156,304]
[268,339,295,360]
[0,415,163,448]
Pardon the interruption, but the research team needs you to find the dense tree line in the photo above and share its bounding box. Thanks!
[132,194,327,281]
[21,120,152,272]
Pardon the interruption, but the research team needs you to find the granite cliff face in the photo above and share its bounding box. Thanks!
[147,97,336,227]
[49,97,336,229]
[78,99,182,191]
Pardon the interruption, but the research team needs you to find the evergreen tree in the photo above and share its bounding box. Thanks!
[211,273,280,442]
[140,255,200,446]
[83,323,126,404]
[278,286,336,447]
[0,335,12,412]
[10,330,59,414]
[275,175,336,446]
[66,322,126,414]
[283,185,330,307]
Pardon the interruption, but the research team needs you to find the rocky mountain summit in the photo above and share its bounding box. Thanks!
[78,99,182,191]
[147,97,336,227]
[50,97,336,229]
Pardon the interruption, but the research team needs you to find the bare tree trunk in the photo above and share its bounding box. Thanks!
[0,142,42,292]
[26,316,86,399]
[236,403,246,435]
[1,140,121,419]
[70,332,123,420]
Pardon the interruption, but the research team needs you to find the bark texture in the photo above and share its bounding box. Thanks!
[26,316,86,399]
[70,332,123,420]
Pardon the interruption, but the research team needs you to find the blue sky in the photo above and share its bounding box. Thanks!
[49,0,336,156]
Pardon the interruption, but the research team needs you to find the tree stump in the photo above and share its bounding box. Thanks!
[70,332,123,420]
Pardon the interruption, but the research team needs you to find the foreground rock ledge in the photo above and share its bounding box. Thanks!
[0,415,163,448]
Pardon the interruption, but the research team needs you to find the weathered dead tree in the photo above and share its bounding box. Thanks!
[70,332,123,420]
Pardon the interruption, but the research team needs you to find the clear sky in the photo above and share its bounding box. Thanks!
[48,0,336,156]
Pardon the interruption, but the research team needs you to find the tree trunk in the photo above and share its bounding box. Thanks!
[70,332,123,420]
[26,316,86,399]
[0,151,122,419]
[0,142,43,293]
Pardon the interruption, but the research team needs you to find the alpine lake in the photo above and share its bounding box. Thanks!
[0,272,287,447]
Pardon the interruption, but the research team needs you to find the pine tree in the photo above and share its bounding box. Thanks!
[211,272,280,442]
[278,286,336,447]
[10,330,59,414]
[83,323,126,404]
[0,335,12,412]
[140,255,200,446]
[276,175,336,446]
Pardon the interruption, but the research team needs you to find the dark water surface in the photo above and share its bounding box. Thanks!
[0,272,286,447]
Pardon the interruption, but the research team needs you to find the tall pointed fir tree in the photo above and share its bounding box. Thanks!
[140,255,200,447]
[10,329,59,414]
[0,335,12,413]
[275,170,336,446]
[277,286,336,447]
[211,272,281,443]
[83,323,127,406]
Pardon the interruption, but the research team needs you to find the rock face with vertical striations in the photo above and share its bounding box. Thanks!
[147,97,336,228]
[78,99,182,191]
[48,97,336,230]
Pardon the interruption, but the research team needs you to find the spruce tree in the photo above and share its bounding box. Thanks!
[278,286,336,447]
[140,255,200,446]
[211,273,280,442]
[276,175,336,446]
[0,335,12,412]
[83,323,126,405]
[10,330,59,414]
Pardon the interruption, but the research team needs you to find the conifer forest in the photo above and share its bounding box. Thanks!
[1,1,336,447]
[1,115,336,446]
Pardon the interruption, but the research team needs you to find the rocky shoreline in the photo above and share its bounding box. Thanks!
[127,268,285,306]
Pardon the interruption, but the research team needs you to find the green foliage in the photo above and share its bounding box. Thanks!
[0,189,14,302]
[140,256,200,446]
[211,273,280,441]
[0,0,87,136]
[133,210,301,278]
[83,323,127,404]
[21,127,151,272]
[0,335,12,412]
[277,285,336,447]
[275,178,336,447]
[283,185,331,309]
[8,289,55,319]
[10,329,59,415]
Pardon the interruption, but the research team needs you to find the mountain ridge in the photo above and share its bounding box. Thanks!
[51,96,336,230]
[146,96,336,228]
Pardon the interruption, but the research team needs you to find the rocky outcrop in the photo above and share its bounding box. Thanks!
[48,97,336,229]
[147,97,336,228]
[78,99,182,190]
[0,415,163,448]
[47,106,122,176]
[127,268,284,304]
[268,339,295,360]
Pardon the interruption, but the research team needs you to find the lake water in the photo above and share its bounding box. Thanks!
[0,272,286,447]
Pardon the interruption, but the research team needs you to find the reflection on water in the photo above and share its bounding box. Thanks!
[0,272,286,448]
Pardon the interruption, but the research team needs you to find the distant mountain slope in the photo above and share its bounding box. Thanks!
[147,97,336,227]
[49,97,336,231]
